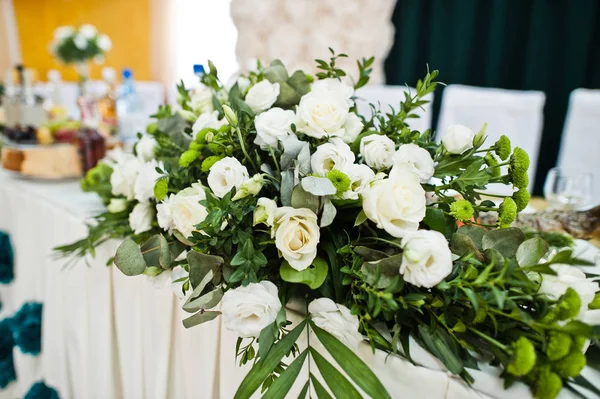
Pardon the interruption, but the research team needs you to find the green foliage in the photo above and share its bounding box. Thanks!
[315,48,349,80]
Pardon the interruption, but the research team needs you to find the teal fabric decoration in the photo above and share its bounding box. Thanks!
[0,318,16,388]
[11,302,42,355]
[24,381,60,399]
[0,232,14,284]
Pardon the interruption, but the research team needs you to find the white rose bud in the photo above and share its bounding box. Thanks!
[232,174,264,201]
[107,198,128,213]
[393,143,435,183]
[311,138,355,176]
[245,80,280,114]
[136,134,157,162]
[254,107,296,150]
[442,124,475,154]
[342,113,364,144]
[309,298,362,350]
[221,281,282,338]
[360,134,396,170]
[253,197,278,227]
[274,207,320,271]
[207,157,250,198]
[362,163,426,238]
[128,202,154,235]
[400,230,452,288]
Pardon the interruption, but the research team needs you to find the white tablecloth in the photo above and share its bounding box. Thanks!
[0,170,597,399]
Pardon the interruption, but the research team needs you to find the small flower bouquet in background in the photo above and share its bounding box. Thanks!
[56,51,600,399]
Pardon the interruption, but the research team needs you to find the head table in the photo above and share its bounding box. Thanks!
[0,170,597,399]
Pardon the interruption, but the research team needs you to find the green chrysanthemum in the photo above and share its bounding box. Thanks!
[201,155,224,173]
[327,170,351,196]
[498,197,518,227]
[572,335,587,352]
[552,352,586,378]
[510,166,529,190]
[484,153,502,178]
[512,188,531,212]
[507,337,537,376]
[535,366,563,399]
[494,135,511,160]
[179,150,200,167]
[146,122,158,134]
[546,332,572,361]
[189,142,203,151]
[153,178,168,201]
[556,287,581,320]
[510,147,530,171]
[450,199,474,221]
[195,128,216,143]
[588,293,600,310]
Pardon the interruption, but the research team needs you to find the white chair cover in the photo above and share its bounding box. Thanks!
[436,85,546,193]
[558,89,600,205]
[355,85,434,134]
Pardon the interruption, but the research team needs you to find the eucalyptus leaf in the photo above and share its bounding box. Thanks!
[354,246,390,262]
[287,70,310,96]
[187,250,223,288]
[173,229,194,246]
[263,60,290,83]
[182,287,223,313]
[301,176,336,196]
[114,239,147,276]
[274,82,301,108]
[309,347,362,399]
[451,233,483,261]
[361,254,402,289]
[280,135,308,170]
[280,170,295,206]
[481,228,526,259]
[457,225,488,250]
[320,198,337,227]
[516,237,549,267]
[280,258,328,289]
[291,184,321,214]
[297,144,311,175]
[182,310,221,329]
[140,234,171,269]
[157,114,188,134]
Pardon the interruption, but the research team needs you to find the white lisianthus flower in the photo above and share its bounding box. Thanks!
[168,183,209,238]
[400,230,452,288]
[79,24,97,39]
[190,87,214,114]
[342,113,364,144]
[73,34,88,50]
[207,157,250,198]
[128,202,154,235]
[221,281,282,338]
[296,89,351,140]
[254,107,296,149]
[134,160,162,203]
[237,77,251,94]
[311,78,354,107]
[362,163,426,237]
[274,207,320,271]
[156,195,174,233]
[171,266,191,300]
[110,154,141,200]
[97,34,112,52]
[232,174,264,201]
[136,135,157,162]
[178,109,197,123]
[393,143,435,183]
[311,138,355,176]
[360,134,396,170]
[192,111,225,135]
[107,198,128,213]
[442,124,475,154]
[54,26,74,41]
[245,80,280,114]
[309,298,362,350]
[254,197,278,227]
[341,164,375,200]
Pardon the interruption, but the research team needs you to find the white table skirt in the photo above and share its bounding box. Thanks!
[0,170,596,399]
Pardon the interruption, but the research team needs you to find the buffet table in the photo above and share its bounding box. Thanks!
[0,170,597,399]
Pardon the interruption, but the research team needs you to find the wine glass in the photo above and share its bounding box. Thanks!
[544,167,593,210]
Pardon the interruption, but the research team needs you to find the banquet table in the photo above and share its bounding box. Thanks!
[0,170,599,399]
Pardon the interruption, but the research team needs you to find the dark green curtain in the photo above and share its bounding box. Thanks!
[384,0,600,194]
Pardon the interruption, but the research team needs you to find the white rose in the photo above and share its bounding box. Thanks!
[400,230,452,288]
[309,298,362,350]
[232,174,264,201]
[296,90,350,140]
[79,24,97,39]
[246,80,280,114]
[156,195,174,233]
[442,124,474,154]
[360,135,396,170]
[254,197,278,227]
[136,134,157,162]
[538,264,599,319]
[73,34,88,50]
[342,113,364,144]
[134,160,162,203]
[207,157,250,198]
[110,154,141,200]
[128,202,154,235]
[107,198,128,213]
[362,163,426,238]
[311,78,354,107]
[393,143,435,183]
[341,164,375,200]
[221,281,282,338]
[190,87,214,114]
[169,183,209,238]
[311,138,355,176]
[237,77,251,94]
[274,207,320,271]
[97,34,112,52]
[254,108,296,149]
[171,266,191,300]
[192,111,225,135]
[54,26,74,41]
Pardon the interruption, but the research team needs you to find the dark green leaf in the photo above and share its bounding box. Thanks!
[114,239,147,276]
[262,350,308,399]
[182,310,221,328]
[188,251,223,288]
[309,347,362,399]
[481,228,526,259]
[297,381,310,399]
[141,234,171,269]
[354,210,368,227]
[423,207,450,237]
[516,237,548,267]
[258,322,277,360]
[417,325,464,374]
[310,374,333,399]
[291,184,321,214]
[451,233,483,261]
[457,225,487,250]
[353,246,390,262]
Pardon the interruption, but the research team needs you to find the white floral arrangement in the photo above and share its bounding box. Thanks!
[49,24,112,65]
[57,52,600,399]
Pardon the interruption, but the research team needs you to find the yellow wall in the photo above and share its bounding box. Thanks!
[13,0,151,82]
